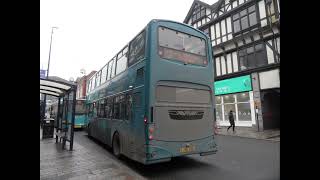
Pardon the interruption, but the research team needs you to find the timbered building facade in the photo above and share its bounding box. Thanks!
[183,0,280,130]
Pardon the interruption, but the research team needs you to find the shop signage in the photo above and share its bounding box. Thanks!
[214,75,252,95]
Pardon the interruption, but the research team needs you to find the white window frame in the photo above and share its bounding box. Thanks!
[226,53,232,74]
[221,56,226,75]
[216,57,221,76]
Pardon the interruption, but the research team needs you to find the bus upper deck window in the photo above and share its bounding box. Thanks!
[158,27,207,66]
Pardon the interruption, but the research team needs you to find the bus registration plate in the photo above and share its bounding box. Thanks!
[180,145,195,153]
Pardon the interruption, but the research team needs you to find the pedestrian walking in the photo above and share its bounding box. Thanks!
[227,110,235,133]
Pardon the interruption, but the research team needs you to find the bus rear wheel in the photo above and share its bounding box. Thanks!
[112,132,121,158]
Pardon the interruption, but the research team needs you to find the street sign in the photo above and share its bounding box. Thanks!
[40,69,46,78]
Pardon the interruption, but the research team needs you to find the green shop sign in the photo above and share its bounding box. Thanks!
[214,75,252,95]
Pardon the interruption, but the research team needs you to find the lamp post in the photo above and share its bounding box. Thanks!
[42,27,58,124]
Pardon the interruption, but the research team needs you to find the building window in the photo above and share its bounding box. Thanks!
[232,5,258,34]
[215,50,238,76]
[211,17,233,46]
[216,104,223,122]
[232,0,238,9]
[220,56,226,75]
[232,51,238,72]
[266,41,275,64]
[226,53,233,74]
[258,0,267,27]
[215,57,221,76]
[238,43,268,71]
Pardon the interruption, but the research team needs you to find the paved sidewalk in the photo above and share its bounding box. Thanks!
[40,128,146,180]
[216,126,280,142]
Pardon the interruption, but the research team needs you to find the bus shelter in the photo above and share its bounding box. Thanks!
[40,78,77,150]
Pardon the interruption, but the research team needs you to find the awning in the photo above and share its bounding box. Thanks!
[40,78,75,97]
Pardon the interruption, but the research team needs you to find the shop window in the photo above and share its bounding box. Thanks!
[237,103,251,121]
[216,96,222,104]
[223,94,235,103]
[216,104,223,121]
[224,104,236,121]
[236,92,250,102]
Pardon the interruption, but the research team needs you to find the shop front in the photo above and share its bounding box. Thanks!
[214,75,256,127]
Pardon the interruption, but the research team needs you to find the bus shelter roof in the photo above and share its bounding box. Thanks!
[40,78,76,97]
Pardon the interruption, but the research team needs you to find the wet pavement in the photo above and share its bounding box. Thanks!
[41,128,279,180]
[40,128,146,180]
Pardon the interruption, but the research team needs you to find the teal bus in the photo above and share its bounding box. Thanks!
[51,99,87,129]
[86,19,217,165]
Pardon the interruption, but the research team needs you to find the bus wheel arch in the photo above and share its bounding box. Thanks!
[112,131,121,158]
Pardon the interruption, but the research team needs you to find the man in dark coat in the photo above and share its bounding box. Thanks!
[227,110,235,133]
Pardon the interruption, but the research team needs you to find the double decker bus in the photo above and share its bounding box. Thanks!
[86,19,217,164]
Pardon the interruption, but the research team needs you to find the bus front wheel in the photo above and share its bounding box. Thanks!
[112,132,121,158]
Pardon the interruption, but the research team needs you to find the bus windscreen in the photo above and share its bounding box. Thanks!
[158,27,207,66]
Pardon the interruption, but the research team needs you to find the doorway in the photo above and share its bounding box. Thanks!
[261,89,280,130]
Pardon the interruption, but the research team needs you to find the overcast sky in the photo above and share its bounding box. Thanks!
[40,0,218,80]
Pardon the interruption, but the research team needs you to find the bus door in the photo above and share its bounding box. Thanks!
[131,89,145,152]
[121,88,143,156]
